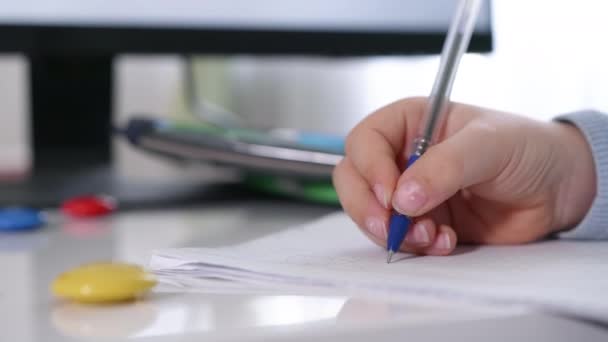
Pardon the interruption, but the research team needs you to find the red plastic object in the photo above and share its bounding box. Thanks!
[61,195,116,218]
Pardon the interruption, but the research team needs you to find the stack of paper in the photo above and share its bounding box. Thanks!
[150,212,608,323]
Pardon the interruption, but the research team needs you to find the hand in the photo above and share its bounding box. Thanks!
[333,97,596,255]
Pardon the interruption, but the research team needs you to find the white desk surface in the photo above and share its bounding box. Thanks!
[1,201,607,342]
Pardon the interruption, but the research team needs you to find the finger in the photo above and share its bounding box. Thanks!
[350,97,427,154]
[398,201,451,253]
[333,157,390,247]
[345,97,427,208]
[392,120,507,217]
[345,126,401,209]
[402,217,437,249]
[422,224,458,256]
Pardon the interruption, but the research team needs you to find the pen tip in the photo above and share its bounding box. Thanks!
[387,251,394,264]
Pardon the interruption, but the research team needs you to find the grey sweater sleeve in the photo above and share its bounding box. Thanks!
[554,110,608,239]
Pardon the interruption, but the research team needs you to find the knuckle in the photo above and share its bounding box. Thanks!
[332,158,347,188]
[344,130,382,181]
[344,125,364,156]
[358,158,379,181]
[399,96,427,108]
[469,119,499,135]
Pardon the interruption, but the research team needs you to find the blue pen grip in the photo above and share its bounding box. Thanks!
[387,213,412,252]
[386,153,420,253]
[406,154,419,168]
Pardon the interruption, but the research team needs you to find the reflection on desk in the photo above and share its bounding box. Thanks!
[50,291,519,340]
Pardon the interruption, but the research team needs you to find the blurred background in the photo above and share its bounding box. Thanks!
[1,2,608,340]
[0,0,607,201]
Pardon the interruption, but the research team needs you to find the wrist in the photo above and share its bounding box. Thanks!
[552,122,597,233]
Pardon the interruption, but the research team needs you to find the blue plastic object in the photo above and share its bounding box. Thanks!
[294,131,345,154]
[386,154,421,253]
[387,213,413,253]
[0,208,45,232]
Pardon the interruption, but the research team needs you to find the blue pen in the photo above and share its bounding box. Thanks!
[386,0,483,263]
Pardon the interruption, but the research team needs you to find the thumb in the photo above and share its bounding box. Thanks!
[391,122,505,216]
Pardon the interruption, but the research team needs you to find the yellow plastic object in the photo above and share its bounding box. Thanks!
[52,262,157,303]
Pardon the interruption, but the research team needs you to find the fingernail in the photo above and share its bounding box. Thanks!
[406,222,430,245]
[394,180,428,214]
[373,184,389,209]
[366,217,387,241]
[437,232,451,249]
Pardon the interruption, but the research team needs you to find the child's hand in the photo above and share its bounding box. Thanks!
[333,98,596,255]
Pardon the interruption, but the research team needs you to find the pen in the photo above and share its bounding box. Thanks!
[386,0,483,263]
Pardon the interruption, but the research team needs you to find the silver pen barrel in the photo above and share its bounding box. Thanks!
[416,0,483,150]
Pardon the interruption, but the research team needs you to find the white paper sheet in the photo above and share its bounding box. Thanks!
[150,212,608,323]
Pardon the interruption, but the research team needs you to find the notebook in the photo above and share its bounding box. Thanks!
[149,212,608,323]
